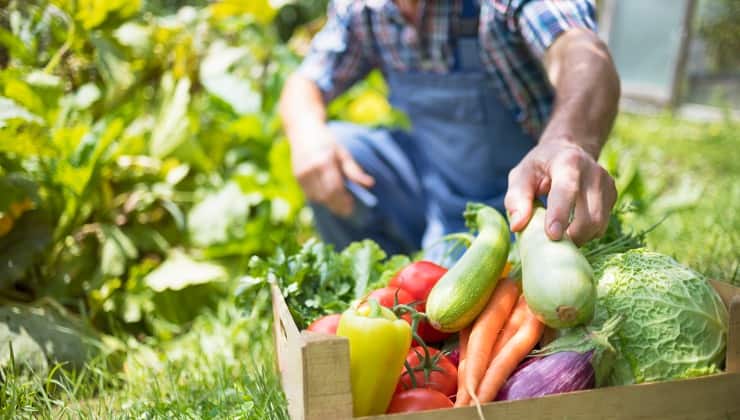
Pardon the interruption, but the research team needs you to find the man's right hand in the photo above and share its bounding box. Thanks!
[290,121,375,217]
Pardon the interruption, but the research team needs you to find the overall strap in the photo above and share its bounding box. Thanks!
[361,7,376,66]
[451,0,481,71]
[452,0,480,38]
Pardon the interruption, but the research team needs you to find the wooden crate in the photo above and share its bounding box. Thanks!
[272,280,740,420]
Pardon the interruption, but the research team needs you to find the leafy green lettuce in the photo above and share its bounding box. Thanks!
[242,239,409,329]
[593,249,728,385]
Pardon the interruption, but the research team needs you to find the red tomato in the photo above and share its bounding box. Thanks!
[396,346,457,397]
[366,286,416,323]
[415,303,452,344]
[387,388,453,414]
[367,285,450,344]
[306,314,341,335]
[389,261,451,343]
[389,261,447,301]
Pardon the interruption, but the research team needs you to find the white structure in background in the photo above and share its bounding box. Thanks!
[599,0,740,120]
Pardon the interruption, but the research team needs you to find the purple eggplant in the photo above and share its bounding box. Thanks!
[495,351,595,401]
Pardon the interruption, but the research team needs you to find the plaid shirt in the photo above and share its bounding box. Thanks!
[298,0,596,136]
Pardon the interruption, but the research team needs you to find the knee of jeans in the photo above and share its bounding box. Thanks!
[327,121,376,167]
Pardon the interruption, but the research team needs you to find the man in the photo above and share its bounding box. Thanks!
[280,0,620,257]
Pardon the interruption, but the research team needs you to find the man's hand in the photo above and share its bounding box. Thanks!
[505,139,616,246]
[505,26,620,245]
[290,120,374,217]
[280,74,374,217]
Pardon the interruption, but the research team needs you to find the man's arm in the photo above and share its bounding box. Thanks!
[280,75,374,217]
[279,1,375,217]
[542,28,620,159]
[506,27,620,245]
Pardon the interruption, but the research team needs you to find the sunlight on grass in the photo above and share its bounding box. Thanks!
[2,300,288,420]
[604,113,739,284]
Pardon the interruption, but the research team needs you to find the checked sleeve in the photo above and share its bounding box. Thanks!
[296,0,376,102]
[489,0,597,59]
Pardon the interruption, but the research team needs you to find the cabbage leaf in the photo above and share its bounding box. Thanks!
[594,249,728,385]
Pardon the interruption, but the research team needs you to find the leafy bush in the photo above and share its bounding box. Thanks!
[0,0,309,336]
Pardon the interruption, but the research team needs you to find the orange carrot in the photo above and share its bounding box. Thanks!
[474,304,544,403]
[489,295,528,360]
[455,327,471,406]
[500,261,513,278]
[462,277,520,404]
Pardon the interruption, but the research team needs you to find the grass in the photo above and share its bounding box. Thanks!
[1,112,738,418]
[1,299,289,419]
[603,112,739,285]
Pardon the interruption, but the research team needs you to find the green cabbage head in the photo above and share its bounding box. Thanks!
[594,249,728,385]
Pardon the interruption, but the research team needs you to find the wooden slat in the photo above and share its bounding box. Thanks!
[272,286,353,420]
[728,296,740,373]
[302,332,353,419]
[366,373,740,420]
[709,279,739,308]
[271,285,306,420]
[709,280,739,370]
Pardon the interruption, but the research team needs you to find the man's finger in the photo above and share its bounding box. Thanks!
[565,193,600,246]
[337,146,375,188]
[504,164,537,232]
[320,164,354,216]
[545,164,580,241]
[566,168,606,245]
[592,169,617,237]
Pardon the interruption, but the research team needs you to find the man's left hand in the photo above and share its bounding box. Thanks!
[504,139,617,246]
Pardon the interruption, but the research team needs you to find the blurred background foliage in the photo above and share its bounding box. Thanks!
[0,0,325,339]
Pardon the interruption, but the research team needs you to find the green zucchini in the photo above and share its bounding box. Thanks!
[518,205,595,328]
[425,203,510,333]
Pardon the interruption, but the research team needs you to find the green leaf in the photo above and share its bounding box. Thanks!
[200,42,261,115]
[150,75,191,158]
[0,27,32,63]
[123,225,170,254]
[0,210,52,288]
[3,78,44,116]
[91,35,136,104]
[113,22,153,54]
[0,321,48,374]
[100,224,139,277]
[202,74,261,115]
[144,251,226,292]
[72,83,102,110]
[0,302,100,374]
[76,0,142,30]
[0,173,40,210]
[340,240,388,299]
[0,97,44,128]
[70,118,124,167]
[187,181,264,249]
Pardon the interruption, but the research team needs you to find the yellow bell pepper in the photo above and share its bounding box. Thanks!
[336,299,412,417]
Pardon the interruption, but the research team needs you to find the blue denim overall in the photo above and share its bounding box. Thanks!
[311,2,536,262]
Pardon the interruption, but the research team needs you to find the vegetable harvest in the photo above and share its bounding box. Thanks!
[426,203,511,333]
[396,347,457,397]
[593,249,728,384]
[277,201,732,416]
[461,277,520,403]
[518,205,596,328]
[541,249,730,386]
[495,351,595,401]
[336,300,412,417]
[455,279,544,407]
[473,297,544,403]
